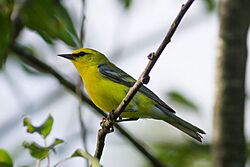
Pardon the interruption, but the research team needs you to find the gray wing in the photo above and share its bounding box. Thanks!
[98,63,176,113]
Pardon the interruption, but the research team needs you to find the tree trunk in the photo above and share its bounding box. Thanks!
[213,0,250,167]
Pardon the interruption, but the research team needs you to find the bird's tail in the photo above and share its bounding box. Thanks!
[154,106,205,142]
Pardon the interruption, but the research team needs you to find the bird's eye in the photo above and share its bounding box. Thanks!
[78,51,86,57]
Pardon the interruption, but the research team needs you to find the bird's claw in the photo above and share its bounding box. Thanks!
[107,126,114,133]
[100,117,106,126]
[100,117,114,133]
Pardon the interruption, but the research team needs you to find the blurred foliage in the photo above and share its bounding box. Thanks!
[119,0,132,9]
[151,142,211,167]
[0,0,13,68]
[20,0,79,47]
[23,114,53,139]
[71,149,101,167]
[22,115,97,166]
[167,90,198,112]
[118,0,216,11]
[0,148,13,167]
[205,0,216,11]
[0,0,216,68]
[147,142,250,167]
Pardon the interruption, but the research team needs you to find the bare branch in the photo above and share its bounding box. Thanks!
[94,0,196,163]
[79,0,86,47]
[76,77,89,167]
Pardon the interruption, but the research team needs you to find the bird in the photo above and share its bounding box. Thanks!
[58,48,205,142]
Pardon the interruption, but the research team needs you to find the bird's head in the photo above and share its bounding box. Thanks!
[58,48,109,72]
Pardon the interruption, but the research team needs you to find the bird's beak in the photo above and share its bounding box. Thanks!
[57,54,75,60]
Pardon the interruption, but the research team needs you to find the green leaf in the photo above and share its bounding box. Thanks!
[204,0,216,12]
[23,138,64,160]
[20,0,78,47]
[23,141,49,160]
[49,138,64,151]
[71,149,101,167]
[167,90,198,112]
[0,148,13,167]
[119,0,132,9]
[0,0,13,68]
[23,114,53,138]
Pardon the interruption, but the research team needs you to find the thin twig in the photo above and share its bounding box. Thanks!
[76,3,88,161]
[10,43,163,167]
[36,160,41,167]
[79,0,86,47]
[94,0,195,163]
[76,77,89,167]
[43,139,50,167]
[53,157,72,167]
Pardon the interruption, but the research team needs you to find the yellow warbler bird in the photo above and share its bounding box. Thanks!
[58,48,205,142]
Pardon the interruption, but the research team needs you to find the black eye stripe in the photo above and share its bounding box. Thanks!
[74,51,86,57]
[78,51,86,56]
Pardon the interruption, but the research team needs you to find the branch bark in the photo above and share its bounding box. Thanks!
[212,0,250,166]
[94,0,196,163]
[10,43,163,167]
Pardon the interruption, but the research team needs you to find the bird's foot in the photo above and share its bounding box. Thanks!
[100,117,114,133]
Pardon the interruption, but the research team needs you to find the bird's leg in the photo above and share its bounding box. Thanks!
[116,117,139,123]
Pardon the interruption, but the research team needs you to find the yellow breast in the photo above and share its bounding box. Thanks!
[81,66,128,113]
